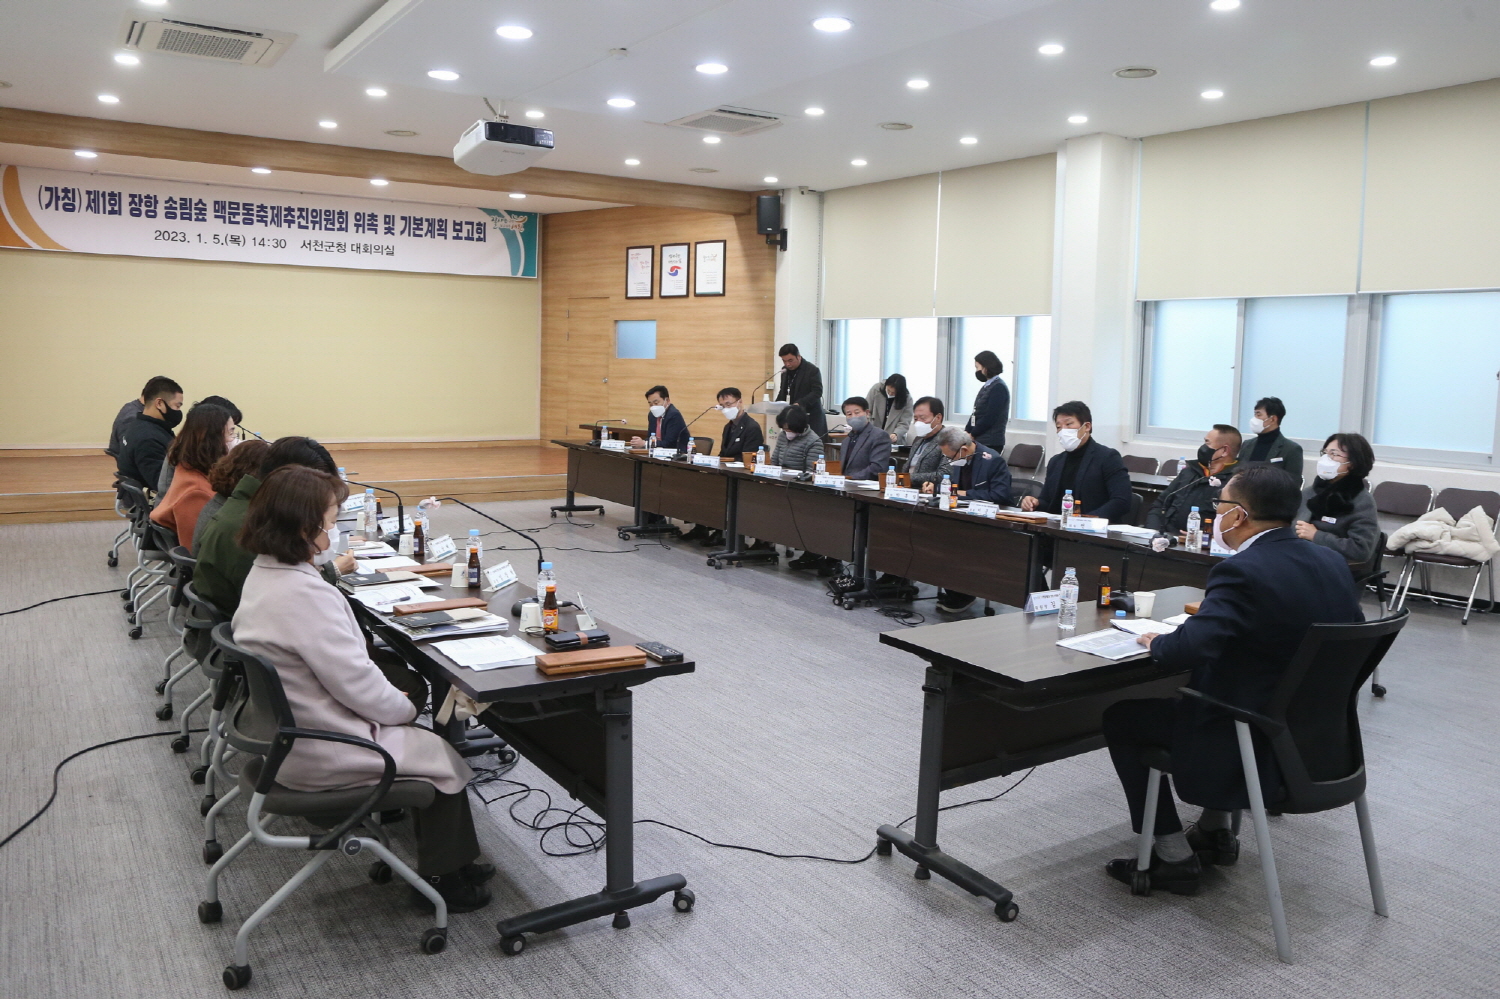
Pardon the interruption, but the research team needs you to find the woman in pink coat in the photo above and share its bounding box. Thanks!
[232,465,493,912]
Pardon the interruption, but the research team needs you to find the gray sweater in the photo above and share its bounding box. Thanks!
[906,433,951,487]
[771,430,825,472]
[866,382,914,441]
[1297,483,1380,565]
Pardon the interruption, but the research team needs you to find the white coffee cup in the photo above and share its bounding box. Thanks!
[519,602,543,631]
[450,562,466,586]
[1134,591,1157,619]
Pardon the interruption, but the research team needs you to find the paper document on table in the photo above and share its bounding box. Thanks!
[1056,628,1149,660]
[350,582,441,610]
[1113,525,1158,541]
[393,613,509,640]
[845,479,882,490]
[1162,613,1190,626]
[434,634,538,670]
[1110,618,1178,637]
[359,555,421,572]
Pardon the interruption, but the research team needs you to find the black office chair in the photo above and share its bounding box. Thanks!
[1121,455,1160,475]
[156,546,198,721]
[691,436,714,456]
[1159,458,1184,478]
[1006,443,1044,477]
[1010,478,1043,504]
[1347,534,1391,697]
[108,473,144,568]
[199,623,450,990]
[1127,491,1144,527]
[1132,610,1409,963]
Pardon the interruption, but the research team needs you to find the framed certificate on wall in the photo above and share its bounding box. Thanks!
[693,240,726,296]
[625,245,654,299]
[659,243,690,297]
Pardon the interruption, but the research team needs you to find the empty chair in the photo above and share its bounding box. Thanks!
[1122,454,1160,475]
[1132,610,1408,962]
[1388,488,1499,624]
[692,435,715,455]
[1006,443,1044,476]
[1159,457,1184,478]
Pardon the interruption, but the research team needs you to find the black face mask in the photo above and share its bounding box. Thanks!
[1197,443,1218,465]
[157,403,183,430]
[974,369,989,383]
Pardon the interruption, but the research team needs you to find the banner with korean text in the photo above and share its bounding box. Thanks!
[0,164,538,278]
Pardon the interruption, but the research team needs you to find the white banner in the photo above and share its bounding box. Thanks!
[0,164,538,278]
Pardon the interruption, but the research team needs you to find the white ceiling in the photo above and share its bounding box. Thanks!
[1,0,1498,201]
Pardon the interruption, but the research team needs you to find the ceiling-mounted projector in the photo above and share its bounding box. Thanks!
[453,120,554,175]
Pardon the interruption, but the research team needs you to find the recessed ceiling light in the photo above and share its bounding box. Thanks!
[763,176,779,184]
[850,158,867,166]
[1068,114,1089,124]
[318,120,337,129]
[97,94,119,104]
[689,167,719,173]
[906,79,929,90]
[524,109,545,119]
[1369,55,1397,67]
[1114,66,1157,78]
[804,107,825,116]
[624,158,641,166]
[702,135,722,144]
[141,0,166,6]
[813,16,852,32]
[1038,43,1065,55]
[427,70,460,81]
[1201,89,1224,99]
[385,129,418,137]
[365,87,387,97]
[495,25,533,40]
[607,97,636,108]
[370,178,389,186]
[1209,0,1240,10]
[508,192,526,199]
[879,122,913,130]
[75,150,97,159]
[0,82,10,88]
[114,53,140,66]
[696,62,728,75]
[251,167,271,174]
[960,136,978,145]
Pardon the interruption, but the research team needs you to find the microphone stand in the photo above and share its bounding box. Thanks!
[347,481,404,547]
[437,496,545,573]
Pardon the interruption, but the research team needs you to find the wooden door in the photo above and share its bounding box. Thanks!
[564,298,611,439]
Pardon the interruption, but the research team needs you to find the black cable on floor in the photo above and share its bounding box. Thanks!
[0,728,208,850]
[0,589,118,618]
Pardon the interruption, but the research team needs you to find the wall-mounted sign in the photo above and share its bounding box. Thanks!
[694,239,725,296]
[659,242,689,297]
[625,244,654,298]
[0,164,538,277]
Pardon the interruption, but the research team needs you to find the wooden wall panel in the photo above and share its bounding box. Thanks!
[540,207,777,443]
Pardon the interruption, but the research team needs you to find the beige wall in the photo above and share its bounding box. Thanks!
[0,249,540,447]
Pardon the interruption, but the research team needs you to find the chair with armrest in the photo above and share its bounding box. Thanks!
[178,582,238,826]
[1387,488,1499,624]
[108,473,143,568]
[1132,610,1409,963]
[1347,533,1391,697]
[1122,455,1160,475]
[1009,478,1043,505]
[120,492,174,639]
[200,623,449,990]
[155,546,198,722]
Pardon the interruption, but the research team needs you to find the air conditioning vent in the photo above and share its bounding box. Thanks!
[666,106,783,136]
[121,17,295,67]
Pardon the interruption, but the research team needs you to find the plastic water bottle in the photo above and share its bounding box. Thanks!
[362,488,378,538]
[815,454,827,476]
[1059,567,1079,630]
[887,464,897,489]
[1061,489,1074,527]
[536,561,555,603]
[337,466,348,481]
[648,432,658,451]
[939,473,952,509]
[1186,506,1202,550]
[756,445,767,469]
[686,438,696,458]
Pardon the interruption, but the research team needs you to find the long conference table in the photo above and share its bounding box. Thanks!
[553,440,1219,607]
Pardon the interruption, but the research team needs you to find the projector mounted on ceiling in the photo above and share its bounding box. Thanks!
[453,120,555,176]
[120,16,295,67]
[666,107,784,136]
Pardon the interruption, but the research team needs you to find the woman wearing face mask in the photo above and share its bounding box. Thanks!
[865,373,913,443]
[964,350,1010,454]
[771,404,825,471]
[149,403,233,550]
[232,465,494,913]
[1293,432,1380,566]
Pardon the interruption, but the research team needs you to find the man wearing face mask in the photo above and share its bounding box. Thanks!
[1098,464,1362,896]
[713,386,764,461]
[1145,425,1244,535]
[629,385,691,453]
[836,396,892,481]
[1022,401,1134,522]
[906,397,951,489]
[108,375,181,458]
[922,427,1014,614]
[115,379,186,493]
[1238,396,1304,483]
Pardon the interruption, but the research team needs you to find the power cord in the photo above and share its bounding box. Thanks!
[0,589,119,617]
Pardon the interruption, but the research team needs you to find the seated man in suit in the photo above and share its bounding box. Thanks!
[837,396,892,480]
[1145,424,1243,535]
[1021,401,1133,521]
[1101,464,1363,895]
[1239,396,1305,483]
[925,427,1014,614]
[629,385,691,452]
[682,387,767,545]
[906,396,951,489]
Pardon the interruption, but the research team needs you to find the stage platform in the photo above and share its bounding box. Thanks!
[0,442,569,524]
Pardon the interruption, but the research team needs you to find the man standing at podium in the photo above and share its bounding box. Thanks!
[775,344,827,437]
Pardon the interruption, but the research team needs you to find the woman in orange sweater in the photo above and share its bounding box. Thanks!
[150,402,235,549]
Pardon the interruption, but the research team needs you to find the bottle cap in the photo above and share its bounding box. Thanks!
[1115,609,1126,618]
[1100,565,1109,572]
[541,561,552,570]
[1190,505,1199,511]
[365,487,374,494]
[468,528,480,536]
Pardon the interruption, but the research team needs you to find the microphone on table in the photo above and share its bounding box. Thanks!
[347,481,404,546]
[436,496,545,574]
[685,404,720,428]
[592,418,627,442]
[238,425,267,441]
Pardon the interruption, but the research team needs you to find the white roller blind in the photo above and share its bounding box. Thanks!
[1362,79,1500,293]
[935,154,1056,317]
[821,173,939,319]
[1137,104,1366,300]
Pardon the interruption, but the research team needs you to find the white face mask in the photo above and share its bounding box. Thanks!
[312,525,340,565]
[1249,417,1265,434]
[1211,506,1241,552]
[1316,454,1344,480]
[783,430,799,440]
[721,407,739,421]
[649,404,667,419]
[909,420,935,440]
[1057,428,1082,452]
[886,388,895,398]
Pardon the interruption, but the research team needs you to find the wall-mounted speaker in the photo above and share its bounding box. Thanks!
[756,194,782,235]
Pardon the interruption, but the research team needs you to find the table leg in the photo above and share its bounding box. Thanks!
[834,501,881,608]
[550,489,604,517]
[711,478,777,567]
[877,665,1018,920]
[495,686,689,950]
[619,462,680,540]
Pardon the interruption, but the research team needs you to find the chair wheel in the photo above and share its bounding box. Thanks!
[171,735,190,753]
[498,750,518,765]
[203,840,223,865]
[190,765,208,785]
[107,554,119,568]
[130,627,144,640]
[222,963,251,990]
[875,837,892,857]
[121,590,132,600]
[420,927,447,954]
[1371,683,1387,698]
[1130,870,1152,896]
[154,680,167,695]
[369,861,393,884]
[200,794,216,817]
[500,934,526,956]
[707,559,721,569]
[618,530,630,541]
[155,703,173,721]
[995,901,1019,922]
[198,899,222,923]
[672,888,696,912]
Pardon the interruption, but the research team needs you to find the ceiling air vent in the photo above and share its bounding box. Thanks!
[666,106,783,136]
[120,17,295,67]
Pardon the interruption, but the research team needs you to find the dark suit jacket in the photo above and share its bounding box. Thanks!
[839,422,891,480]
[1146,461,1240,533]
[647,404,691,452]
[957,444,1013,505]
[1148,527,1364,809]
[1036,440,1133,522]
[1239,431,1305,484]
[719,414,764,460]
[776,361,827,436]
[964,376,1010,453]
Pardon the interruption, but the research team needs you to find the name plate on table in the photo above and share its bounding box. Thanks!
[884,486,921,504]
[341,494,366,513]
[651,447,679,460]
[378,515,416,536]
[813,474,846,489]
[753,464,785,478]
[1064,516,1110,534]
[483,560,518,593]
[600,439,626,452]
[966,500,999,519]
[1025,589,1062,615]
[691,454,721,467]
[426,534,457,563]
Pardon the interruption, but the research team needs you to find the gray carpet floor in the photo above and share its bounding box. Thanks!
[2,499,1498,998]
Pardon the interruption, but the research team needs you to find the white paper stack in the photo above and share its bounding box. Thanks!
[1109,618,1178,637]
[1056,629,1149,660]
[433,634,538,670]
